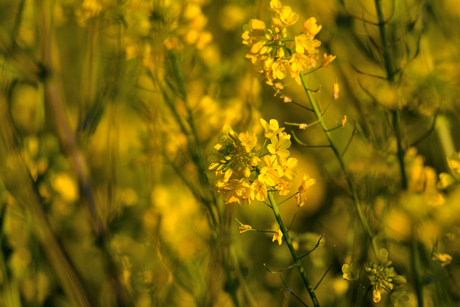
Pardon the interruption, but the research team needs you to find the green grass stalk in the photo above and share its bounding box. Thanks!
[268,192,320,307]
[299,73,378,257]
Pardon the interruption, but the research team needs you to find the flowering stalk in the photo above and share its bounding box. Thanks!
[268,192,321,307]
[299,73,379,257]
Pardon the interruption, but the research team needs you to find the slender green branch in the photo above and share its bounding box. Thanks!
[268,192,320,307]
[299,234,325,260]
[361,286,373,307]
[264,263,297,274]
[287,207,299,231]
[277,192,298,206]
[280,276,309,307]
[300,73,378,257]
[313,246,335,291]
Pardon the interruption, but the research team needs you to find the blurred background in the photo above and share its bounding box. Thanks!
[0,0,459,306]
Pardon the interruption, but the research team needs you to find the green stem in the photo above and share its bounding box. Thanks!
[375,0,423,305]
[268,192,320,307]
[299,73,378,257]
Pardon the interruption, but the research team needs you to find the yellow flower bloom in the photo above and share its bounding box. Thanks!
[275,178,292,195]
[260,118,284,139]
[258,155,281,186]
[267,132,291,158]
[251,179,268,201]
[432,251,453,266]
[272,6,299,28]
[239,130,258,152]
[373,288,382,303]
[298,174,316,193]
[277,156,298,179]
[302,17,322,38]
[239,224,253,233]
[272,229,283,245]
[333,82,339,99]
[295,194,306,207]
[295,34,321,55]
[322,53,336,67]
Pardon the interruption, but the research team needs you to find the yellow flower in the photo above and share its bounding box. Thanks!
[260,118,284,139]
[341,115,347,126]
[272,6,299,28]
[272,229,283,245]
[251,179,268,201]
[342,262,359,281]
[275,178,292,195]
[322,53,336,67]
[373,288,382,303]
[295,194,306,207]
[333,82,339,99]
[298,174,316,193]
[239,130,258,152]
[271,59,289,80]
[277,156,298,179]
[301,17,322,38]
[432,251,453,266]
[239,224,253,233]
[223,179,252,204]
[259,157,281,187]
[267,132,292,158]
[290,52,313,84]
[295,34,321,55]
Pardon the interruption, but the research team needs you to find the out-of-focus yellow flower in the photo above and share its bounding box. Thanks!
[333,82,339,100]
[342,262,359,281]
[432,251,453,266]
[298,174,316,193]
[373,288,382,303]
[390,291,409,306]
[363,249,407,304]
[302,17,322,39]
[295,34,321,55]
[272,229,283,245]
[341,115,347,126]
[295,194,306,207]
[239,224,253,233]
[299,123,307,129]
[51,173,78,203]
[322,53,336,68]
[75,0,103,26]
[272,5,299,28]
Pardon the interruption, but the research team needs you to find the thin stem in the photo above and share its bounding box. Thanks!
[287,207,300,231]
[361,286,373,307]
[313,246,335,291]
[375,0,421,304]
[299,234,324,260]
[268,192,320,307]
[300,73,378,257]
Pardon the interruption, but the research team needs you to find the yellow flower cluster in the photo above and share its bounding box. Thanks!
[242,0,334,87]
[207,119,315,204]
[363,249,407,303]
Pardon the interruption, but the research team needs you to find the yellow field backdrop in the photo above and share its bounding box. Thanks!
[0,0,459,306]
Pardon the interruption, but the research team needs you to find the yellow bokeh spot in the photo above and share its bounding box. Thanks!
[51,173,78,203]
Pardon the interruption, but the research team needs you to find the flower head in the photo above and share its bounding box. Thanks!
[298,174,316,193]
[272,229,283,245]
